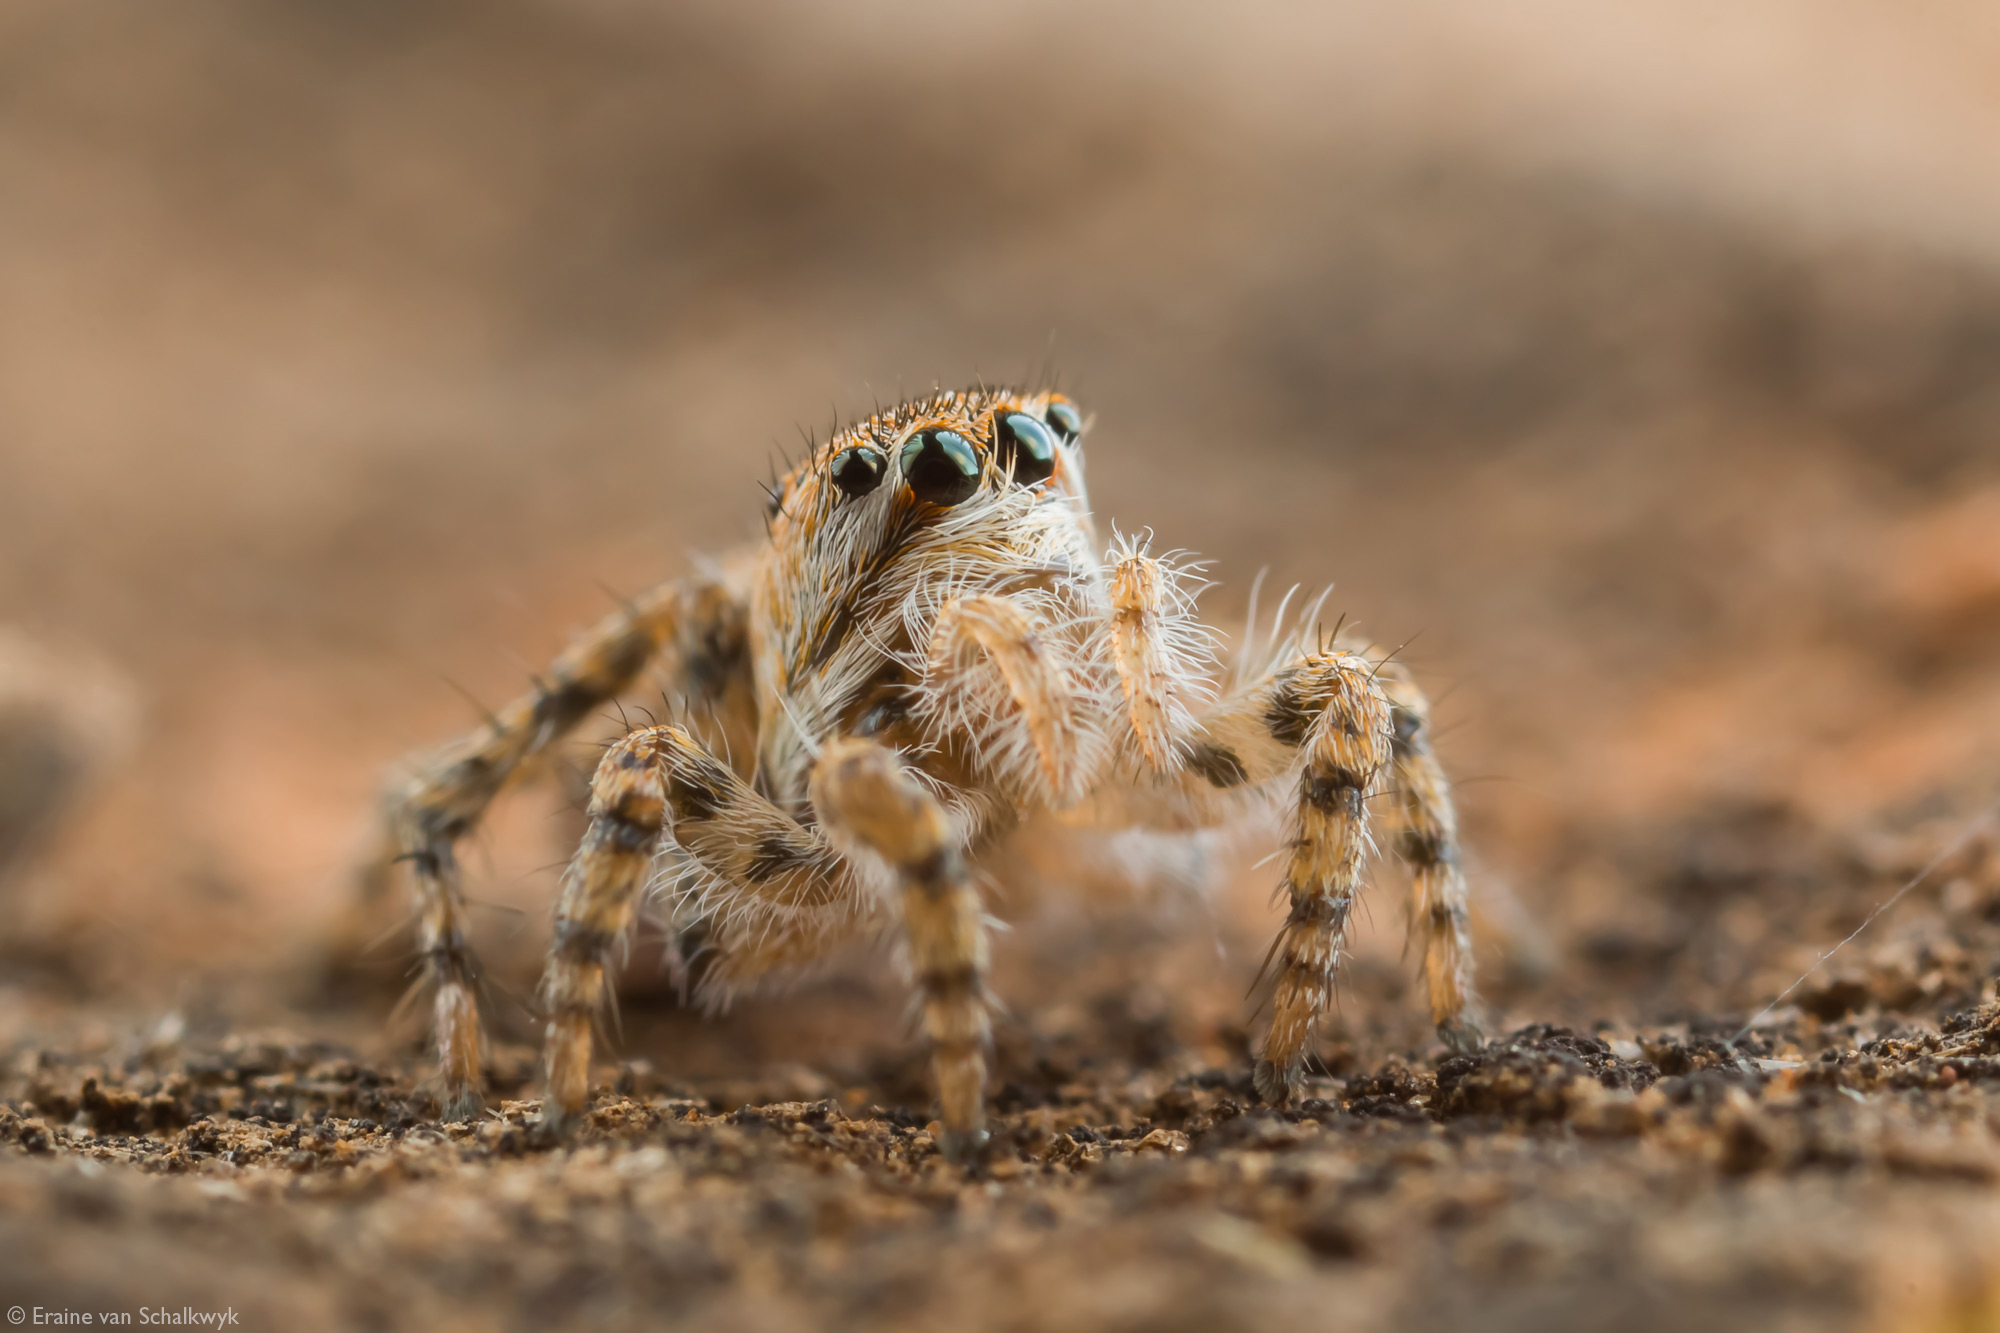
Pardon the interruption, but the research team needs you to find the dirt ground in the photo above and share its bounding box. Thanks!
[7,3,2000,1330]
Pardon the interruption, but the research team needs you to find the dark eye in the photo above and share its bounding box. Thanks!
[899,429,981,507]
[1044,399,1082,444]
[829,445,885,498]
[994,412,1058,486]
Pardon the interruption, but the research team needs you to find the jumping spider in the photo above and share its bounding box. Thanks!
[380,387,1477,1159]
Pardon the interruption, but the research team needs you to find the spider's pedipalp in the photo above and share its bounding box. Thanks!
[1106,531,1219,774]
[922,592,1090,805]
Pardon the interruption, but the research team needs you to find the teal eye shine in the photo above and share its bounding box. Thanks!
[829,445,885,498]
[994,412,1057,486]
[899,429,980,507]
[1044,399,1082,444]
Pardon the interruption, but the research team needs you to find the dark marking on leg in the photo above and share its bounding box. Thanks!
[1401,828,1454,869]
[552,920,618,963]
[534,677,608,738]
[680,599,749,705]
[910,847,963,896]
[917,963,981,992]
[1284,894,1353,930]
[1302,768,1367,815]
[424,930,478,986]
[596,810,660,851]
[1184,741,1249,789]
[1264,671,1315,747]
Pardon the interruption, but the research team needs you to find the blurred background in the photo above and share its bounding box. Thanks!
[4,0,2000,1067]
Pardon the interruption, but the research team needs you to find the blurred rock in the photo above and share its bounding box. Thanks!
[0,630,139,887]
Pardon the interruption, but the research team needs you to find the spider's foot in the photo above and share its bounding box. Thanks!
[1437,1016,1485,1055]
[439,1086,487,1124]
[1252,1058,1297,1107]
[531,1110,577,1145]
[522,1106,572,1149]
[937,1125,991,1167]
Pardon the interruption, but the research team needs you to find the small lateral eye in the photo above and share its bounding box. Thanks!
[829,445,885,498]
[1044,399,1082,444]
[899,429,981,507]
[994,412,1058,486]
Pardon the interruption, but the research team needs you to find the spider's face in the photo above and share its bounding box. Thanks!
[751,389,1102,799]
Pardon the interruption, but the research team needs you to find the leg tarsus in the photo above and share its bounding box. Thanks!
[938,1126,992,1166]
[1438,1015,1485,1055]
[1252,1058,1295,1107]
[537,1009,596,1134]
[434,977,485,1121]
[423,907,486,1119]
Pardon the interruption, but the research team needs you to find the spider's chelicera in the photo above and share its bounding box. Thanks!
[379,387,1477,1160]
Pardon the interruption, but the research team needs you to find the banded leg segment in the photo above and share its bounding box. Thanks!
[539,723,845,1130]
[1379,670,1478,1049]
[1130,635,1478,1092]
[1094,646,1397,1102]
[384,575,747,1119]
[1243,655,1395,1104]
[809,738,992,1161]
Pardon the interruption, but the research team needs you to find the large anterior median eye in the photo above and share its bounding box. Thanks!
[994,412,1058,486]
[899,429,981,506]
[829,445,885,498]
[1044,399,1082,445]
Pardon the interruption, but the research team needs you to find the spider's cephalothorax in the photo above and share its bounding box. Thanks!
[381,387,1477,1159]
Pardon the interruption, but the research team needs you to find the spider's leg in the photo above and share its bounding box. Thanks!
[540,723,852,1131]
[923,593,1084,802]
[810,737,992,1163]
[1086,560,1479,1100]
[1089,642,1401,1104]
[1372,660,1479,1054]
[1211,653,1396,1105]
[373,574,747,1121]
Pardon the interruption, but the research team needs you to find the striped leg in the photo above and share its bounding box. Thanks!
[1091,646,1397,1102]
[539,723,846,1131]
[1376,666,1479,1051]
[1242,654,1395,1104]
[1108,629,1477,1095]
[382,575,747,1120]
[809,738,992,1162]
